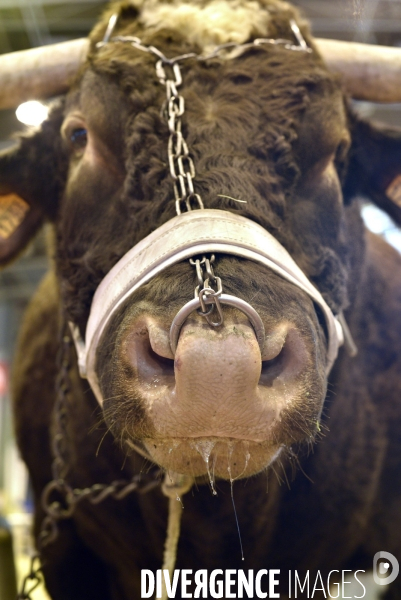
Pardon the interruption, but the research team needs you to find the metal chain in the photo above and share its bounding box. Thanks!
[17,323,160,600]
[97,20,312,61]
[153,51,226,324]
[51,332,72,482]
[120,32,225,326]
[189,255,223,326]
[17,554,42,600]
[156,59,204,215]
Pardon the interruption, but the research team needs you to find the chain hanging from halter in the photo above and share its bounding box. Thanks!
[98,16,311,329]
[157,59,203,216]
[155,57,225,325]
[97,17,311,331]
[189,255,223,326]
[17,325,160,600]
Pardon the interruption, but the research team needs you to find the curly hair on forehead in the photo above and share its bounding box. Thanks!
[89,0,312,51]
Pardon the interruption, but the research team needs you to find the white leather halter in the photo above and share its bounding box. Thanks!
[70,208,344,405]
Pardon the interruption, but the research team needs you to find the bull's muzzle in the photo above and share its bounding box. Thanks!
[69,209,344,407]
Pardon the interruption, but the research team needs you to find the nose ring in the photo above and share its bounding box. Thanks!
[169,294,265,355]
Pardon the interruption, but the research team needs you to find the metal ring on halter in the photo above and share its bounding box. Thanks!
[169,294,265,355]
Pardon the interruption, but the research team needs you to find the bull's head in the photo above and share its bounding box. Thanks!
[1,0,401,482]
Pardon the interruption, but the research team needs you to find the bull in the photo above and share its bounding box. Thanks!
[1,0,401,598]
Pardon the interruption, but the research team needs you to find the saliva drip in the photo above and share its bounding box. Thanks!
[227,442,245,561]
[236,440,251,479]
[192,440,217,495]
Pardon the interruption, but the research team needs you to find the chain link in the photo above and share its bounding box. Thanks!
[17,554,43,600]
[156,59,204,215]
[151,39,223,323]
[189,255,224,326]
[98,21,312,61]
[156,55,221,323]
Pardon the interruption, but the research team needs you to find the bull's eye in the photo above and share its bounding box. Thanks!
[61,115,88,157]
[70,128,88,151]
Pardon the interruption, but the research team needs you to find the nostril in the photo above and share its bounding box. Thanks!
[135,339,175,382]
[124,323,175,384]
[259,346,287,386]
[147,345,175,375]
[259,327,307,387]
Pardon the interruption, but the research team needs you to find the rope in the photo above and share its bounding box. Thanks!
[160,472,193,600]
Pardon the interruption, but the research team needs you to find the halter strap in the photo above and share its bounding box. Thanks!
[70,209,343,405]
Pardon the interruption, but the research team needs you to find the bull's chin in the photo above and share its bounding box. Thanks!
[129,437,283,480]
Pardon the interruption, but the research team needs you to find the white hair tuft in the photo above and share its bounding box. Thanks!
[130,0,274,51]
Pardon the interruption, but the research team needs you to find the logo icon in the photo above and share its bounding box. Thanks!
[373,552,399,586]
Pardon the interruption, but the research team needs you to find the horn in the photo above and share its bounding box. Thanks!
[315,38,401,103]
[0,38,89,111]
[0,37,400,109]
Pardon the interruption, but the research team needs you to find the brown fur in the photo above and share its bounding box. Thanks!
[1,1,401,598]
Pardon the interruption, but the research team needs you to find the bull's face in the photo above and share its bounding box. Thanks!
[58,4,350,480]
[1,0,401,482]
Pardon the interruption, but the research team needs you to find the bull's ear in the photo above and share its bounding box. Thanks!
[344,114,401,226]
[0,101,67,266]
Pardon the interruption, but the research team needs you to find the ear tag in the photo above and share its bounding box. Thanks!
[386,175,401,208]
[0,194,30,239]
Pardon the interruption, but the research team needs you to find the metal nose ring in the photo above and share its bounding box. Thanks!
[169,294,265,355]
